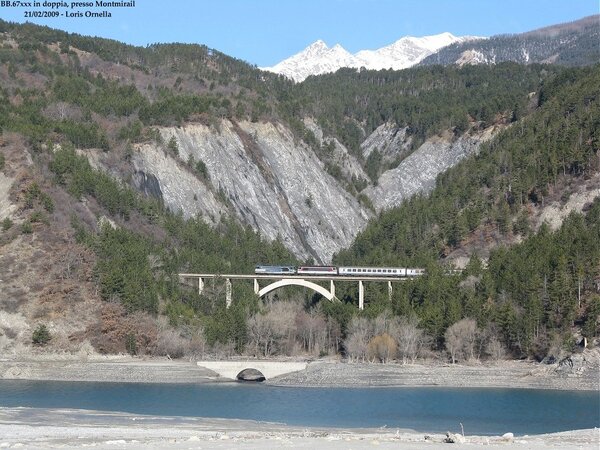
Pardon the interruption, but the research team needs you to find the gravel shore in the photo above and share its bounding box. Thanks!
[0,352,598,448]
[0,407,598,449]
[268,357,600,391]
[1,349,598,390]
[0,356,220,384]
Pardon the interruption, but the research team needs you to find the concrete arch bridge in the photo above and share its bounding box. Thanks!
[178,273,409,310]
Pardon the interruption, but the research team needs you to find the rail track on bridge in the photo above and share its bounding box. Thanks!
[178,272,417,310]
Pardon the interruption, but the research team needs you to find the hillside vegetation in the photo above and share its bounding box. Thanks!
[0,20,598,362]
[421,15,600,67]
[334,66,600,358]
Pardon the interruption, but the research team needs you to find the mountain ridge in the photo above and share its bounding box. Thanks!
[420,14,599,67]
[262,32,482,82]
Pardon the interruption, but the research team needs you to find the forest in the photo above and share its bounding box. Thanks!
[0,20,598,362]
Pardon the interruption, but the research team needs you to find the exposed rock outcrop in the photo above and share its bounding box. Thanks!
[132,141,224,226]
[0,172,16,221]
[133,120,370,263]
[360,123,412,163]
[128,119,501,262]
[303,118,368,181]
[363,127,499,211]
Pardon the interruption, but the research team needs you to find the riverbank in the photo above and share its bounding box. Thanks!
[0,407,598,449]
[1,349,598,390]
[0,353,598,449]
[268,355,600,391]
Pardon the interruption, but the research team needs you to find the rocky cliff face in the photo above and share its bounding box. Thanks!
[132,120,370,263]
[129,119,499,262]
[363,126,499,211]
[303,118,368,181]
[132,142,224,226]
[360,123,412,163]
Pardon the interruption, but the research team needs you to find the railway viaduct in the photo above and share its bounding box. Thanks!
[178,273,414,310]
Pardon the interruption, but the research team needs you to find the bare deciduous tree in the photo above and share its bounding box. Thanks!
[367,333,397,363]
[445,318,479,364]
[344,317,372,362]
[486,335,507,361]
[296,310,327,355]
[389,315,432,364]
[246,313,277,357]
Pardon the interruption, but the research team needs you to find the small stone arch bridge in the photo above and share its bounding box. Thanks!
[178,273,411,310]
[197,360,308,380]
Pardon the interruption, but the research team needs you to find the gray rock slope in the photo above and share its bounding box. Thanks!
[129,118,497,262]
[361,123,412,163]
[133,120,370,263]
[363,127,498,211]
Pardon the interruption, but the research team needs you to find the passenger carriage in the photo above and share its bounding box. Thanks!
[337,267,408,277]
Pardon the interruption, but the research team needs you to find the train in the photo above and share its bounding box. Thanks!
[254,265,425,277]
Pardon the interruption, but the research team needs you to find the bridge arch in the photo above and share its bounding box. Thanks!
[258,279,335,301]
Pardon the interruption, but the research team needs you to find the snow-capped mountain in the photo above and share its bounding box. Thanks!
[262,32,483,82]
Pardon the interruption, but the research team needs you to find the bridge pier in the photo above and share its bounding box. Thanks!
[358,280,364,310]
[225,278,232,308]
[180,273,415,311]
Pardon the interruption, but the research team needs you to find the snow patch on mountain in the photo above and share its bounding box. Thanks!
[262,33,483,82]
[455,49,491,66]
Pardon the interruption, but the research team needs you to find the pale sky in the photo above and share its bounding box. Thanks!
[0,0,597,66]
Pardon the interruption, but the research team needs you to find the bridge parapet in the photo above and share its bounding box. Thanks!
[197,361,308,380]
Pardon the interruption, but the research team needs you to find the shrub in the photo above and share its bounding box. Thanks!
[167,136,179,156]
[1,217,12,231]
[29,211,47,224]
[21,222,33,234]
[41,193,55,213]
[32,324,51,346]
[125,332,137,355]
[86,304,158,355]
[155,329,187,358]
[367,333,397,363]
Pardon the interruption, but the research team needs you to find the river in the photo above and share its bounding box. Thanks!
[0,380,598,435]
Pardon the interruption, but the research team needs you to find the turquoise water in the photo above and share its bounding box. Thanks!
[0,380,598,435]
